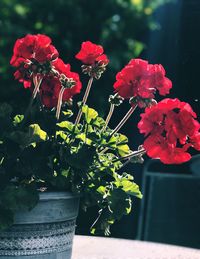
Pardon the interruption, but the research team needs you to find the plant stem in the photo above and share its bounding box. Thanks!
[101,103,115,132]
[100,104,137,154]
[22,75,43,126]
[112,148,146,163]
[75,77,94,126]
[32,75,42,99]
[110,104,137,135]
[90,208,103,232]
[56,86,66,120]
[22,97,34,126]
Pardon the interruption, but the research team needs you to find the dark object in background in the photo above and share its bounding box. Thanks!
[138,158,200,249]
[190,154,200,177]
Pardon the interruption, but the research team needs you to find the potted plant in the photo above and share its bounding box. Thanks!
[0,34,199,258]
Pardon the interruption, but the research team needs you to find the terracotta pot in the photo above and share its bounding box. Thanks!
[0,192,79,259]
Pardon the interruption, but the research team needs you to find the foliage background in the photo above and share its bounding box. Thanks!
[1,0,199,238]
[0,0,172,112]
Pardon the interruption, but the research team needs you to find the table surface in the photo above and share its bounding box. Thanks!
[72,235,200,259]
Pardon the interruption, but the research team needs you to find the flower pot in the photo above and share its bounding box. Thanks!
[0,192,80,259]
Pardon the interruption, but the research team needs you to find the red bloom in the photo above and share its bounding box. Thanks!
[143,134,191,164]
[138,98,200,164]
[40,76,60,108]
[10,34,59,88]
[113,59,172,103]
[14,70,32,88]
[11,34,58,66]
[75,41,109,65]
[148,64,172,96]
[40,59,82,108]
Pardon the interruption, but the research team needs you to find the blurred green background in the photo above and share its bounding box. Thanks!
[0,0,172,114]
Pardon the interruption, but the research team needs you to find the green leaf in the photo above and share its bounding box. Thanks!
[62,109,73,118]
[61,169,69,177]
[27,124,48,144]
[82,105,98,124]
[0,103,13,118]
[92,117,106,128]
[65,144,96,170]
[90,208,114,236]
[1,185,39,211]
[117,144,130,156]
[108,189,132,220]
[56,131,70,143]
[97,186,107,195]
[121,179,142,198]
[107,135,118,148]
[113,173,143,199]
[117,134,128,144]
[0,206,14,230]
[57,121,78,133]
[76,133,92,145]
[13,114,24,126]
[8,131,27,146]
[57,121,73,130]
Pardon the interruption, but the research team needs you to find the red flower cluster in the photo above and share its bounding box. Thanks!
[10,34,59,88]
[113,59,172,105]
[138,98,200,164]
[75,41,109,65]
[10,34,82,109]
[40,59,82,108]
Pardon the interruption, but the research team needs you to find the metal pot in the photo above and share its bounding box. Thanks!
[0,192,80,259]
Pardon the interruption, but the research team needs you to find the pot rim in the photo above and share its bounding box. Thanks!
[38,191,80,201]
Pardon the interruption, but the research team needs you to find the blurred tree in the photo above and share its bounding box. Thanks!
[0,0,172,114]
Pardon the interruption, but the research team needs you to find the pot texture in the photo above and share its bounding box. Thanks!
[0,192,79,259]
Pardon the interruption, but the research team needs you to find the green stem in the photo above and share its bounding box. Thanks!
[101,103,115,132]
[56,86,66,121]
[75,77,94,126]
[21,98,34,127]
[110,104,137,136]
[22,75,43,126]
[100,104,138,154]
[112,149,146,163]
[90,208,103,233]
[32,75,42,99]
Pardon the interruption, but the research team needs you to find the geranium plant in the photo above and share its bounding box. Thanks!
[0,34,199,235]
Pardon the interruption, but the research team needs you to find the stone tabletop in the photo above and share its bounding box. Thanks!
[72,235,200,259]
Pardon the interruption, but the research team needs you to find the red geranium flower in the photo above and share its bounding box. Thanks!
[75,41,109,65]
[10,34,59,88]
[148,64,172,96]
[13,70,32,89]
[11,34,58,66]
[138,98,200,164]
[113,59,172,103]
[143,134,192,164]
[40,59,82,108]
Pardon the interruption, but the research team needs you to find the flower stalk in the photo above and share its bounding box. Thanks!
[110,104,137,135]
[112,148,146,163]
[75,77,94,125]
[100,104,137,154]
[22,75,43,126]
[32,75,43,99]
[102,103,115,132]
[56,86,66,120]
[101,93,124,133]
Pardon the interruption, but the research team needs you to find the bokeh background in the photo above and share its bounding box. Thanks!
[1,0,200,247]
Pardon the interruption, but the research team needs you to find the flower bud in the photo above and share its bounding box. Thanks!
[109,94,124,106]
[59,74,76,89]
